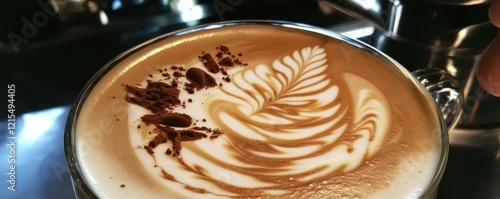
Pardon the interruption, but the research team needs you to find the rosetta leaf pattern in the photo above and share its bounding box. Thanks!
[136,45,391,197]
[207,45,389,182]
[225,45,335,126]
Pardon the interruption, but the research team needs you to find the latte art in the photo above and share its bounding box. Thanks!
[206,46,390,180]
[72,23,443,199]
[129,46,390,197]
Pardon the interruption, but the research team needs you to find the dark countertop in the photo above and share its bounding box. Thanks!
[1,0,499,198]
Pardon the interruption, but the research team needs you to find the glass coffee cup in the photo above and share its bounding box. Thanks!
[64,20,462,199]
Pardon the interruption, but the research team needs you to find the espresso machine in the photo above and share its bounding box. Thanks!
[320,0,500,155]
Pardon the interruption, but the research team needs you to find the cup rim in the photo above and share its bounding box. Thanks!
[64,19,449,199]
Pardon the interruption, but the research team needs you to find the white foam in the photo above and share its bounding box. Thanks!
[77,45,441,198]
[126,46,439,198]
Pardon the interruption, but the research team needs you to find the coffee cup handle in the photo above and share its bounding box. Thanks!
[411,68,463,130]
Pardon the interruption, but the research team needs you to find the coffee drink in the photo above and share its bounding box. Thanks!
[69,22,444,199]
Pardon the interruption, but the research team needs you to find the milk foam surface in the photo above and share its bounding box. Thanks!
[74,24,443,199]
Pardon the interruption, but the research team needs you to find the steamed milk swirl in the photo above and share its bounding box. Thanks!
[203,46,389,183]
[129,46,391,197]
[75,24,442,199]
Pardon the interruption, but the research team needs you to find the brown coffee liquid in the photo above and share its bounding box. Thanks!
[74,24,442,199]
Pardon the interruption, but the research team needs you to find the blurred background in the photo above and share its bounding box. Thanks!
[0,0,499,198]
[0,0,355,115]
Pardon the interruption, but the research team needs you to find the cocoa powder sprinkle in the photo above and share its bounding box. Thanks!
[124,45,247,158]
[186,68,217,90]
[218,57,234,67]
[199,53,220,73]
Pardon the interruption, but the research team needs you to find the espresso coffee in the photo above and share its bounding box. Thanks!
[70,22,444,199]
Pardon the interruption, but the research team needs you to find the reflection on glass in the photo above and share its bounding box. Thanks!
[340,25,374,39]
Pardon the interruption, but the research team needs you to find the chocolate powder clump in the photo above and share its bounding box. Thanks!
[199,53,220,73]
[148,127,170,148]
[144,145,154,155]
[184,83,196,94]
[125,81,180,113]
[179,129,208,141]
[220,68,228,76]
[218,57,234,67]
[214,45,247,67]
[215,52,223,58]
[171,79,179,88]
[173,71,182,77]
[151,125,211,156]
[125,45,250,160]
[186,68,217,90]
[166,130,182,155]
[166,148,172,155]
[142,112,192,127]
[219,45,229,53]
[210,129,223,139]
